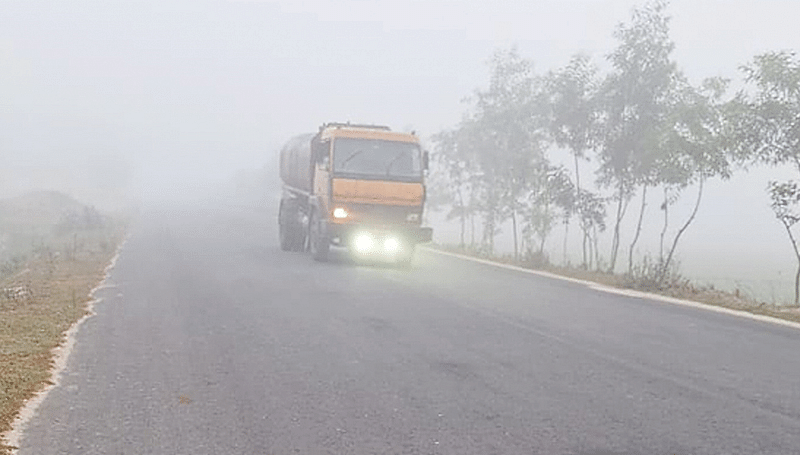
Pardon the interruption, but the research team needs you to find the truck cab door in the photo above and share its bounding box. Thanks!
[311,139,331,215]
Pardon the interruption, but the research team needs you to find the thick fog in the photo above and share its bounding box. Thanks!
[3,0,800,300]
[3,0,797,202]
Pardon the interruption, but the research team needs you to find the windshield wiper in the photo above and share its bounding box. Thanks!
[339,149,365,170]
[385,151,409,175]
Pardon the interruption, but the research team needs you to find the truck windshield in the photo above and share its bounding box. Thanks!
[333,138,422,181]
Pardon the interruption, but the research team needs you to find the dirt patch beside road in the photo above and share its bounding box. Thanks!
[0,192,126,455]
[0,237,122,454]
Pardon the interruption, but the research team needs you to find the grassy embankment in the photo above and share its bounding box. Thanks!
[430,243,800,324]
[0,191,126,455]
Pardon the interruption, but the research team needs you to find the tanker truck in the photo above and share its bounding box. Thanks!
[278,122,433,263]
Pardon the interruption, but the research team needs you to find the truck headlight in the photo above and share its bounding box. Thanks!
[333,207,348,219]
[354,232,374,253]
[384,237,400,253]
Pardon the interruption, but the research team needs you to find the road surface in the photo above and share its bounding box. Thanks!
[17,203,800,454]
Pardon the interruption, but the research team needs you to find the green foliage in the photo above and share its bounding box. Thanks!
[735,51,800,169]
[546,53,599,160]
[598,0,678,188]
[768,180,800,305]
[596,0,683,272]
[576,190,607,232]
[432,47,564,256]
[769,180,800,226]
[520,164,575,255]
[429,0,799,298]
[546,53,604,267]
[429,128,483,247]
[661,77,732,184]
[734,51,800,304]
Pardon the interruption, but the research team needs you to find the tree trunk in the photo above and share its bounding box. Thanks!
[574,154,587,267]
[593,224,601,271]
[460,214,466,248]
[587,227,594,270]
[470,209,475,247]
[660,186,669,262]
[457,187,465,248]
[780,218,800,306]
[628,184,648,274]
[483,186,497,256]
[795,261,800,306]
[608,180,629,273]
[511,207,518,261]
[658,178,704,288]
[581,232,592,270]
[485,213,495,256]
[609,197,623,272]
[563,219,569,265]
[539,224,548,258]
[490,212,495,256]
[468,185,476,248]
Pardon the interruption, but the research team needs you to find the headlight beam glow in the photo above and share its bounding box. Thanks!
[384,237,400,253]
[354,233,374,253]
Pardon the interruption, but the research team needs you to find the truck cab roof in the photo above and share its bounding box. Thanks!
[319,124,419,144]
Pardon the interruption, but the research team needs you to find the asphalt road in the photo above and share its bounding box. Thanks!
[17,202,800,454]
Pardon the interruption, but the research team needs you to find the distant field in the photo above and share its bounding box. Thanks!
[428,198,800,307]
[0,191,125,455]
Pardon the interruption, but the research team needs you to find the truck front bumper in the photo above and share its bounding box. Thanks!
[326,223,432,247]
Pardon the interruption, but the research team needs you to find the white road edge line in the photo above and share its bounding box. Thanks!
[2,239,128,454]
[423,247,800,331]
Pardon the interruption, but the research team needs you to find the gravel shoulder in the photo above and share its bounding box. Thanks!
[0,192,125,455]
[428,243,800,325]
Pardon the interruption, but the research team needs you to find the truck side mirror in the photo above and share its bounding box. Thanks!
[423,151,429,171]
[313,141,330,170]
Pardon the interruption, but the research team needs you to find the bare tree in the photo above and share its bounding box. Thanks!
[596,0,680,273]
[654,77,732,286]
[546,54,599,267]
[768,181,800,305]
[734,51,800,303]
[437,48,548,257]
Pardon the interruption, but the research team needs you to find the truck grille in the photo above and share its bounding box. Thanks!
[344,203,419,225]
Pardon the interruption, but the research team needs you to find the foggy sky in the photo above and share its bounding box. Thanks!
[3,0,800,201]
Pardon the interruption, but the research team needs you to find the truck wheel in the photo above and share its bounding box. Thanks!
[309,211,329,262]
[279,202,293,251]
[280,200,307,252]
[291,223,307,252]
[280,227,294,251]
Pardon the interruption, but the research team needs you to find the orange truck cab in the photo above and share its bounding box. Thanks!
[278,123,432,263]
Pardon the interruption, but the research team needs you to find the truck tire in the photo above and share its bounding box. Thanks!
[309,210,329,262]
[280,228,292,251]
[279,200,306,252]
[279,201,293,251]
[289,210,306,252]
[293,223,307,252]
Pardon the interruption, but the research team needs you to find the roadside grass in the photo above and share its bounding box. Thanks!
[429,243,800,325]
[0,192,125,455]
